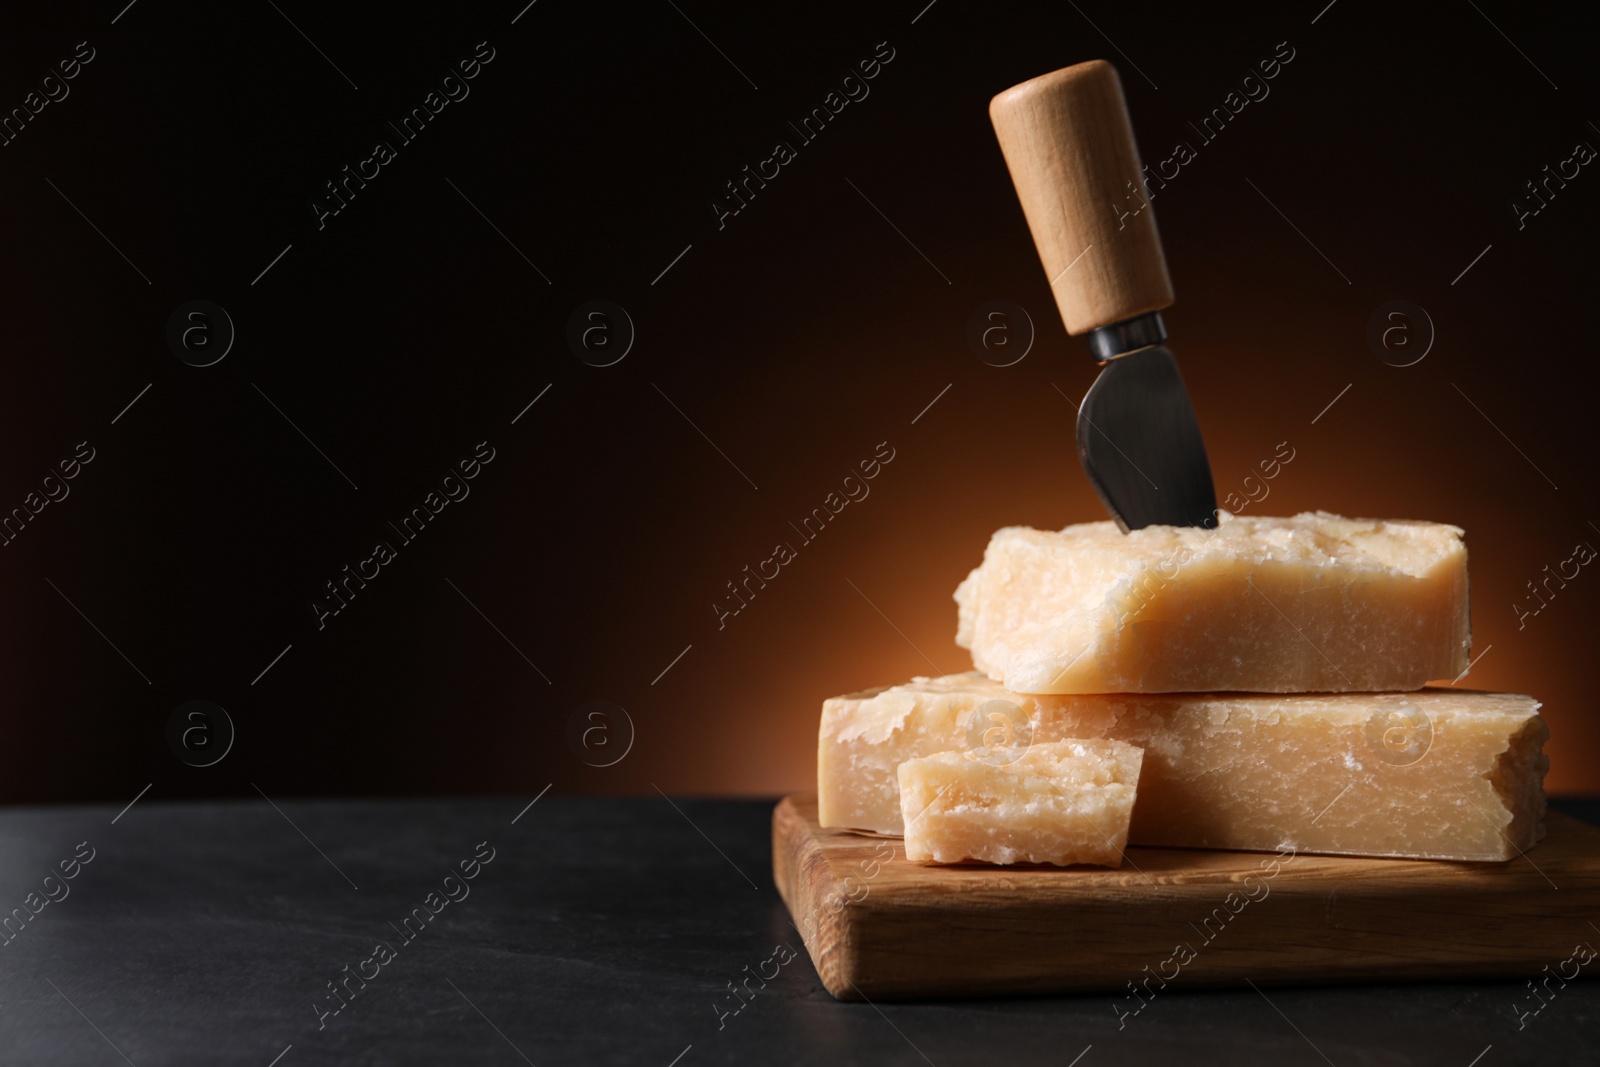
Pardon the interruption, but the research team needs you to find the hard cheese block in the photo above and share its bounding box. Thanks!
[954,512,1470,694]
[899,739,1143,866]
[818,673,1548,861]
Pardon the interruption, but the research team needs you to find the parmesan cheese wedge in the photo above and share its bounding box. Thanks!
[954,512,1470,694]
[899,739,1143,867]
[819,673,1548,862]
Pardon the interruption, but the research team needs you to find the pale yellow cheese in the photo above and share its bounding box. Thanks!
[954,512,1470,694]
[819,674,1013,835]
[819,673,1548,862]
[899,740,1143,866]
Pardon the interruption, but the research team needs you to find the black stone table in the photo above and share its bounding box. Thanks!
[1,794,1596,1065]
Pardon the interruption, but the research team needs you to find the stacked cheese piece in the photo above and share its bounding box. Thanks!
[818,513,1549,866]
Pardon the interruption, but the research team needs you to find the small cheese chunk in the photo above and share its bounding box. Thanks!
[899,740,1143,866]
[820,674,1549,862]
[954,512,1470,693]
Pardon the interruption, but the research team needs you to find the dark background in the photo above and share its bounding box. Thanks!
[2,0,1597,805]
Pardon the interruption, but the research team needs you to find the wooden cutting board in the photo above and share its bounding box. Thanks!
[772,794,1600,1001]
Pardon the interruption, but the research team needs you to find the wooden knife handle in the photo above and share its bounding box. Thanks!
[989,60,1174,336]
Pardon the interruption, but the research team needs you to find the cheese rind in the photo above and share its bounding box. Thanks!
[954,512,1470,694]
[899,740,1143,866]
[820,673,1548,862]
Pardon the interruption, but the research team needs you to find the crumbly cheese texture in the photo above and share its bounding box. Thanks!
[899,740,1143,866]
[954,512,1470,694]
[819,673,1548,862]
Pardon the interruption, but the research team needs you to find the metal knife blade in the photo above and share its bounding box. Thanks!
[1077,345,1217,531]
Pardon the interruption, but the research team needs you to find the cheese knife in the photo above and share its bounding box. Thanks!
[990,59,1217,531]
